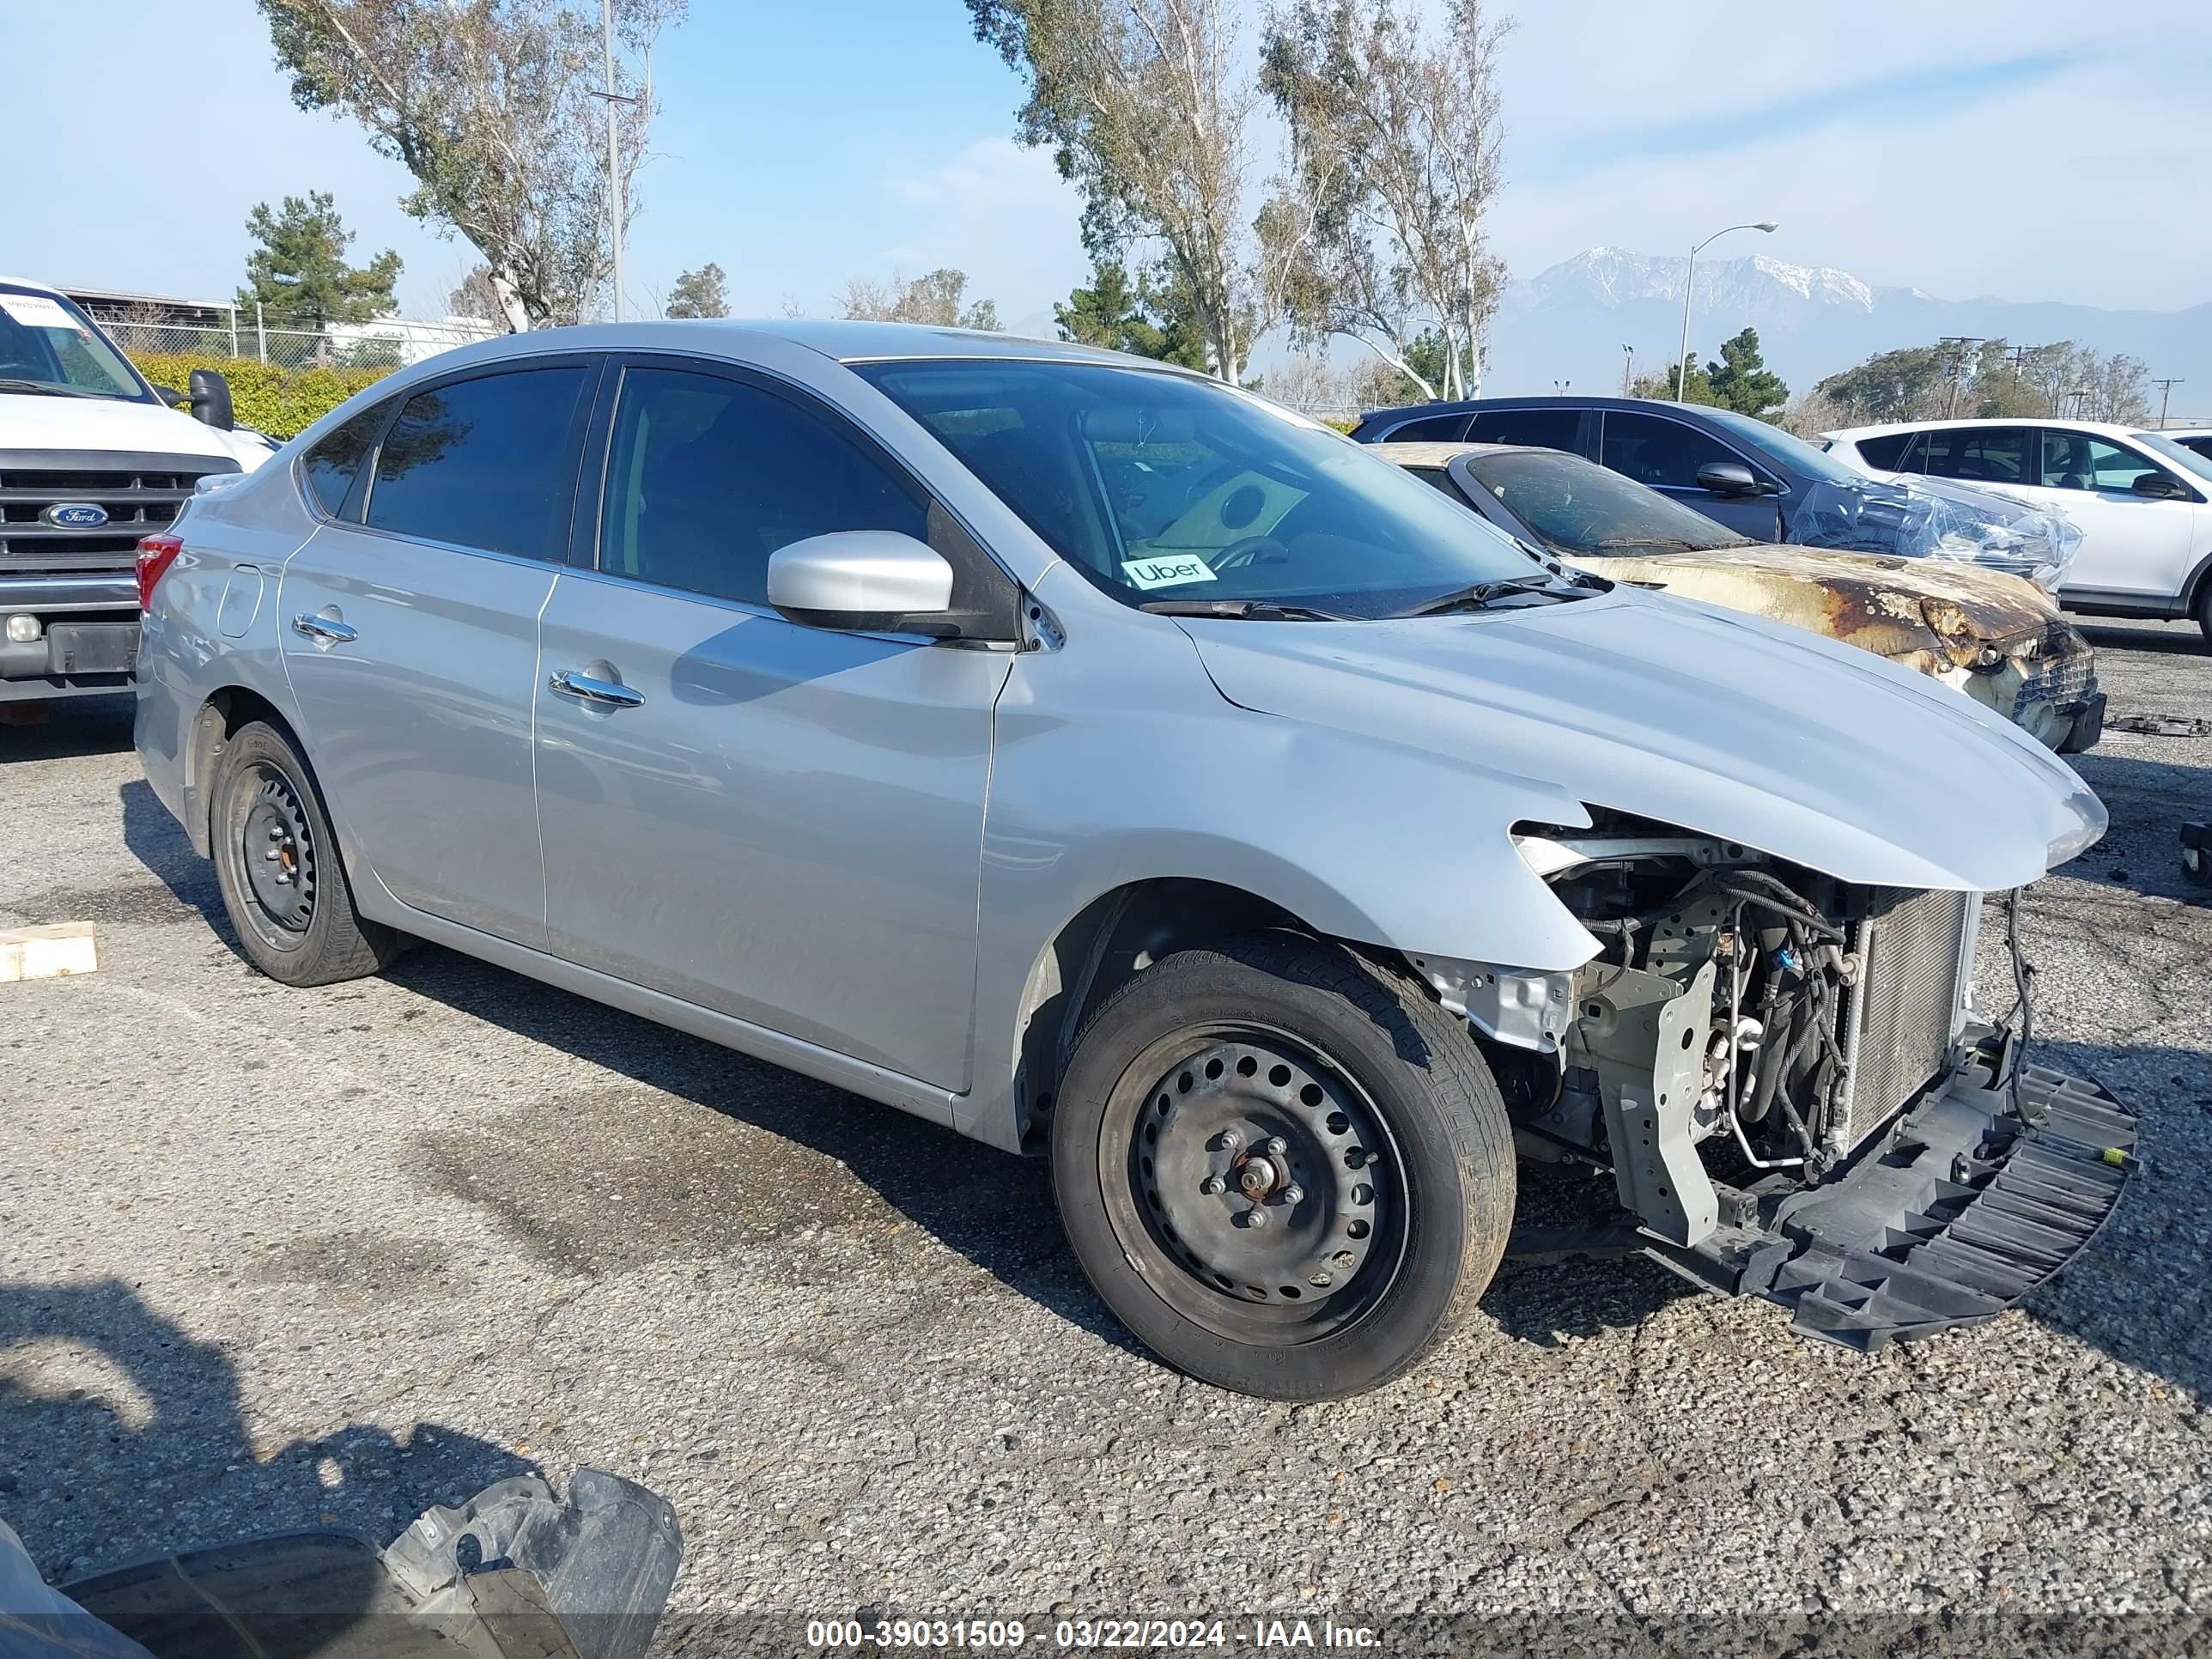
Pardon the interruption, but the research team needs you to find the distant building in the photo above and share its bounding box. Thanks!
[62,285,238,331]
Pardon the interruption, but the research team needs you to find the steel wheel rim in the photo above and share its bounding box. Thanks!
[238,764,317,934]
[1102,1023,1406,1346]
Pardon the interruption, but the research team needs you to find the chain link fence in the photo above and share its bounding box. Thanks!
[94,314,499,370]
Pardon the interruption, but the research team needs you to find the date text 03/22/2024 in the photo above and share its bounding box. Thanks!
[805,1618,1382,1649]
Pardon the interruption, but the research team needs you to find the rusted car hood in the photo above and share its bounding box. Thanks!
[1565,544,2055,670]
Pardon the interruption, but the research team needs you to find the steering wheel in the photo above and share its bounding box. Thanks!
[1212,534,1291,570]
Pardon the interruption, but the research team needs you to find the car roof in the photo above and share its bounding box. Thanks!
[1359,393,1724,423]
[1369,441,1567,465]
[0,275,65,295]
[1825,416,2160,442]
[386,317,1168,373]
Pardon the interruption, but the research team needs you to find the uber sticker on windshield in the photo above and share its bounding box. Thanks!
[1121,555,1218,591]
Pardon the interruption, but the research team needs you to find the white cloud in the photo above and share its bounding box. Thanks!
[872,137,1093,332]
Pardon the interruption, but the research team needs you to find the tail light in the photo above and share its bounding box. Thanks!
[136,533,184,611]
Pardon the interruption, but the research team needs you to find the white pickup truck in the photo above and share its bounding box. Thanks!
[1,276,274,704]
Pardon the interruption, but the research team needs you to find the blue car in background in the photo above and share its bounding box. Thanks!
[1349,395,2078,589]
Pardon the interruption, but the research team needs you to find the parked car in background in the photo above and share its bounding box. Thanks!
[137,321,2129,1399]
[1349,396,2079,590]
[2157,428,2212,465]
[1824,417,2212,638]
[1,275,272,706]
[1376,440,2103,752]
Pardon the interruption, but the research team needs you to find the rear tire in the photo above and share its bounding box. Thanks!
[1052,933,1515,1400]
[2195,581,2212,645]
[208,720,398,987]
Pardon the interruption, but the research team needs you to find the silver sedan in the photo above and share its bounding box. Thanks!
[135,322,2128,1398]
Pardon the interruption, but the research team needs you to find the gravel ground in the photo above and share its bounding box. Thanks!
[3,617,2209,1654]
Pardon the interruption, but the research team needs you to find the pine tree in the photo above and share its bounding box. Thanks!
[235,191,401,330]
[665,263,729,319]
[1704,327,1789,420]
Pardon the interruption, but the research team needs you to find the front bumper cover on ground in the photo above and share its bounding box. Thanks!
[1648,1031,2136,1350]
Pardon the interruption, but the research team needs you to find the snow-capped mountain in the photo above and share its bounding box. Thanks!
[1512,246,1884,316]
[1484,247,2211,410]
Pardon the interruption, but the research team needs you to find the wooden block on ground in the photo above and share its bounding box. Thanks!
[0,922,100,981]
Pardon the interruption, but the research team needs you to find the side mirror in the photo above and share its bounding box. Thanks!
[187,368,235,431]
[2132,471,2188,500]
[766,531,958,635]
[1695,460,1763,496]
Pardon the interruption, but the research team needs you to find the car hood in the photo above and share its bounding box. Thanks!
[1181,586,2103,893]
[0,392,271,469]
[1562,543,2063,670]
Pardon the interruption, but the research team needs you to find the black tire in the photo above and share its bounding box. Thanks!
[2195,580,2212,646]
[1052,932,1516,1400]
[208,720,398,987]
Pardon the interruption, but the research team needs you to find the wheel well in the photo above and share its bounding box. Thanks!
[1012,878,1336,1151]
[181,687,295,856]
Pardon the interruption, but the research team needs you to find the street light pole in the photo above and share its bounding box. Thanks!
[602,0,624,323]
[1675,221,1779,401]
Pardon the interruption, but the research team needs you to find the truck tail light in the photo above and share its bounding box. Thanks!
[136,533,184,611]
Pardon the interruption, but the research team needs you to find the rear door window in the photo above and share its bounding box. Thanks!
[1597,411,1744,489]
[366,365,592,560]
[597,365,928,606]
[300,402,391,519]
[1915,427,2030,486]
[1467,408,1584,453]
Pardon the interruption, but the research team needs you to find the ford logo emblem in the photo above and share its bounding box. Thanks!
[44,502,109,529]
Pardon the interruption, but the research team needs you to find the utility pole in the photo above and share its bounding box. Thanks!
[2154,378,2184,428]
[1553,379,1571,395]
[592,0,641,323]
[1620,344,1634,396]
[1938,336,1984,418]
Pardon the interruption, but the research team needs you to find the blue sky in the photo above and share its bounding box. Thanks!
[3,2,2207,339]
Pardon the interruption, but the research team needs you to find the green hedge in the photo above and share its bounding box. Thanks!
[124,352,397,441]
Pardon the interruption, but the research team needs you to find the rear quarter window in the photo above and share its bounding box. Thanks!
[1848,432,1917,471]
[300,402,392,519]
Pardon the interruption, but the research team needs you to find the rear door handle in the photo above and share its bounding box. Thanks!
[549,669,645,708]
[291,613,357,645]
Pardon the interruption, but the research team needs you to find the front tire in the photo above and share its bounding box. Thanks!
[208,720,398,987]
[1052,933,1516,1399]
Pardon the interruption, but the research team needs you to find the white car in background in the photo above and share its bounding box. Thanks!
[1825,416,2212,639]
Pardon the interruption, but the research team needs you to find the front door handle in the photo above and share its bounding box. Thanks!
[549,668,645,708]
[291,613,357,645]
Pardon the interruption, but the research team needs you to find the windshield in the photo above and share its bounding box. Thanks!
[1692,405,1867,487]
[1460,447,1751,555]
[851,359,1545,618]
[2131,430,2212,487]
[0,286,152,402]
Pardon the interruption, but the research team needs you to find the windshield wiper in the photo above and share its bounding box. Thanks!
[0,378,119,400]
[1398,574,1584,617]
[1139,598,1352,621]
[1589,536,1738,550]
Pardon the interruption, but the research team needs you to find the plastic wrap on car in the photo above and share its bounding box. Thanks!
[1784,477,2081,592]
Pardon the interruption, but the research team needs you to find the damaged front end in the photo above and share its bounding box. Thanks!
[1419,813,2136,1351]
[1597,546,2105,753]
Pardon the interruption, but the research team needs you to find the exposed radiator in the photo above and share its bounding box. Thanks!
[1837,887,1975,1148]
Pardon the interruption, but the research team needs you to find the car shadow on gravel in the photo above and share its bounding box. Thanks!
[379,944,1149,1360]
[118,777,228,930]
[0,694,136,763]
[0,1278,539,1581]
